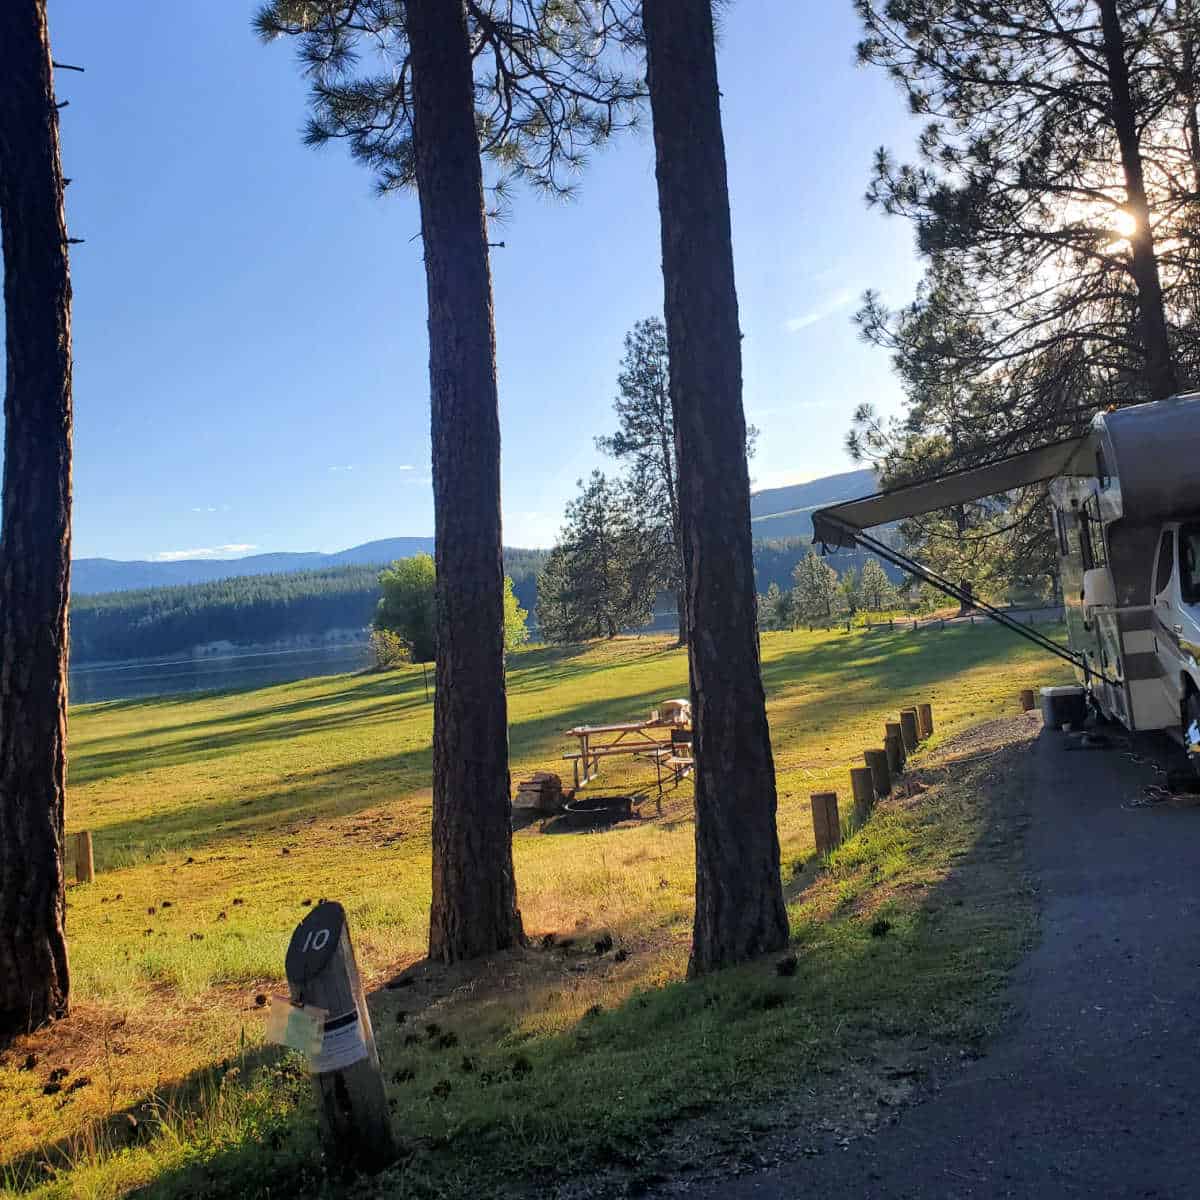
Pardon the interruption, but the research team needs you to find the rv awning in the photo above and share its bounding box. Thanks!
[811,436,1094,549]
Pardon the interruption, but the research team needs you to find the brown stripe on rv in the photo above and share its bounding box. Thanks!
[1123,652,1166,680]
[1117,609,1154,633]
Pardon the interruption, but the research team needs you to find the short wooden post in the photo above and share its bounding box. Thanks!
[1019,688,1036,712]
[850,767,875,826]
[810,792,841,856]
[285,901,396,1173]
[73,832,94,884]
[885,730,904,776]
[899,708,919,754]
[885,721,906,769]
[422,664,430,703]
[864,748,891,798]
[917,702,934,740]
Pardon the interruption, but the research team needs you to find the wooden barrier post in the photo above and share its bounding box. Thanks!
[1019,688,1036,712]
[864,748,891,798]
[885,721,906,770]
[885,730,904,776]
[285,901,396,1173]
[899,708,920,754]
[73,832,94,884]
[850,767,875,827]
[810,792,841,856]
[917,702,934,740]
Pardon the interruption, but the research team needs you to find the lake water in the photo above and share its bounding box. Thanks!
[70,643,373,705]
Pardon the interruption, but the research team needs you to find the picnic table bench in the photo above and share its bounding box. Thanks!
[563,718,692,789]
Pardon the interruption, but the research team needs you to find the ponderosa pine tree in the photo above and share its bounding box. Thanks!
[537,471,653,641]
[0,0,73,1038]
[856,0,1199,404]
[258,0,641,962]
[595,318,685,644]
[858,557,893,613]
[643,0,788,975]
[791,552,842,626]
[596,315,758,646]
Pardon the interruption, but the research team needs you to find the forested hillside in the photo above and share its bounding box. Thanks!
[67,538,899,663]
[71,552,549,663]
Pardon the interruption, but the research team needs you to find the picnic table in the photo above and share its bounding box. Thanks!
[563,717,692,789]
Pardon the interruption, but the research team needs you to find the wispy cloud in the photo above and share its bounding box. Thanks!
[785,287,857,333]
[398,464,414,471]
[151,544,257,562]
[191,506,218,513]
[328,465,355,473]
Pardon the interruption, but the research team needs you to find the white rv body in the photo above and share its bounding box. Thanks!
[812,391,1200,758]
[1050,394,1200,743]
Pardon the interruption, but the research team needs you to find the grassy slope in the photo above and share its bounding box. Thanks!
[1,625,1070,1196]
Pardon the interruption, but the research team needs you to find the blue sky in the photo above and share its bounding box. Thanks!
[27,1,923,561]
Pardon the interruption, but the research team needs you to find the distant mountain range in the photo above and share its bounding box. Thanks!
[72,468,879,595]
[749,467,876,541]
[72,537,437,595]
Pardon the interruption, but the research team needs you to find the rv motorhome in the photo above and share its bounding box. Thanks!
[811,392,1200,766]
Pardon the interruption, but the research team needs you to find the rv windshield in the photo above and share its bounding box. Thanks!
[1181,524,1200,605]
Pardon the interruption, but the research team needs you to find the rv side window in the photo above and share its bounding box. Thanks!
[1079,511,1097,571]
[1054,510,1069,556]
[1181,525,1200,605]
[1081,497,1107,568]
[1154,529,1175,597]
[1096,448,1110,488]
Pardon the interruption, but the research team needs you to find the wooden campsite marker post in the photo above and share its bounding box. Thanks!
[885,721,906,770]
[810,792,841,856]
[899,708,920,755]
[850,767,875,826]
[864,748,891,798]
[885,731,904,777]
[284,901,396,1173]
[73,832,94,884]
[917,703,934,740]
[1019,688,1036,712]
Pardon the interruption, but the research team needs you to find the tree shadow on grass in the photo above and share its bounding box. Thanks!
[13,732,1042,1200]
[79,625,1050,867]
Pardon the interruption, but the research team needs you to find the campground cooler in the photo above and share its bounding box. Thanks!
[1040,685,1088,730]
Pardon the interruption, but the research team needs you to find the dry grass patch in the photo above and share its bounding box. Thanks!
[0,626,1068,1197]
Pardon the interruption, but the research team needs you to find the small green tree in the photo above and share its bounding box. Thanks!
[838,565,862,615]
[756,581,792,631]
[375,554,437,663]
[859,557,893,612]
[369,627,413,669]
[503,576,529,652]
[791,552,842,625]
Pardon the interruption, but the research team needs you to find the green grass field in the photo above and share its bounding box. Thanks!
[0,624,1070,1198]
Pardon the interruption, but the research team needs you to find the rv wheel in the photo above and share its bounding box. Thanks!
[1185,692,1200,775]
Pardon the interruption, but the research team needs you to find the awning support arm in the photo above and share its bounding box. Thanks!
[823,520,1110,682]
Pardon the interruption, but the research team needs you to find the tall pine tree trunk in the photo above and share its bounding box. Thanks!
[0,0,73,1038]
[407,0,523,962]
[1098,0,1179,400]
[643,0,788,976]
